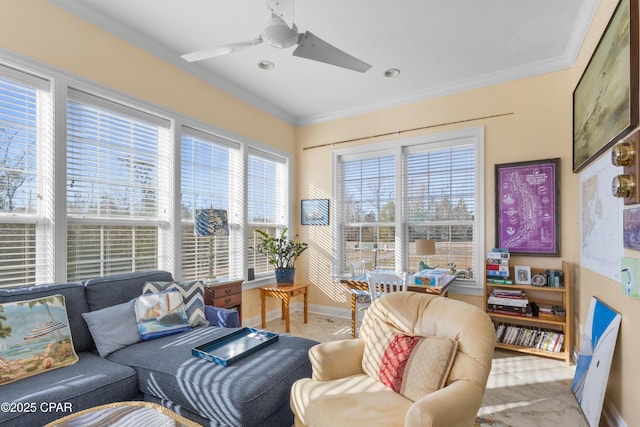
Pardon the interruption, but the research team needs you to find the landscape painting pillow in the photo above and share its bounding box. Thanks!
[0,295,79,386]
[134,290,191,340]
[142,281,207,327]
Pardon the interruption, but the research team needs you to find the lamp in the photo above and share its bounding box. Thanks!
[194,208,229,284]
[415,239,437,271]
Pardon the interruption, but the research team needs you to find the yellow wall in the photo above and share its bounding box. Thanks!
[293,0,638,423]
[294,70,577,308]
[2,0,638,423]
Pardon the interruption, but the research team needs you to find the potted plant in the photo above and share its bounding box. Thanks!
[253,228,308,285]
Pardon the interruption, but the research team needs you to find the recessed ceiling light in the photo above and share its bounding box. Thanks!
[258,60,275,70]
[384,68,401,78]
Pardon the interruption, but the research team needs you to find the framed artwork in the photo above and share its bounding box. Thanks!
[514,265,531,285]
[572,297,621,427]
[573,0,639,173]
[495,158,560,256]
[623,206,640,249]
[301,199,329,225]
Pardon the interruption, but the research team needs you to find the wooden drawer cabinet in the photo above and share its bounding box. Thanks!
[203,279,243,323]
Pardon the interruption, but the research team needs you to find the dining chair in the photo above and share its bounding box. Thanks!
[366,271,407,302]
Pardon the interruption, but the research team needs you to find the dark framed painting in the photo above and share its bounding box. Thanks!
[301,199,329,225]
[495,158,560,256]
[573,0,639,173]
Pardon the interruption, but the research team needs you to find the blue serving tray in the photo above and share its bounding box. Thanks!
[192,327,279,367]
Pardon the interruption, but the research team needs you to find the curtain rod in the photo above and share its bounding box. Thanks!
[302,112,514,151]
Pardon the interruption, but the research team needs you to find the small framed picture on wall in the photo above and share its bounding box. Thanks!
[301,199,330,225]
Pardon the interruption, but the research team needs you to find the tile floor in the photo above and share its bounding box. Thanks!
[262,311,589,427]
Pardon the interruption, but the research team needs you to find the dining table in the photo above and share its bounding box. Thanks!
[340,273,457,338]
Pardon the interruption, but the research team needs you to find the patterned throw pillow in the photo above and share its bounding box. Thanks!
[362,321,458,401]
[142,281,208,327]
[0,295,79,386]
[134,290,191,340]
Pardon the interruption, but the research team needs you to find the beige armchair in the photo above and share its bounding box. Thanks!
[290,292,496,427]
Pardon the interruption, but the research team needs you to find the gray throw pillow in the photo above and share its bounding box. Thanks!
[82,299,141,357]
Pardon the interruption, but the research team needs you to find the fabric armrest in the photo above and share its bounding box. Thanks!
[405,380,485,427]
[309,339,366,381]
[205,305,240,328]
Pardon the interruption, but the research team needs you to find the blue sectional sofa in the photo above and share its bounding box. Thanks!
[0,271,317,427]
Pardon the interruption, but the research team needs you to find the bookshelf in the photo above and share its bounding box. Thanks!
[485,260,572,364]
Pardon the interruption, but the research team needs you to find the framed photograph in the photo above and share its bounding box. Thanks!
[573,0,639,173]
[495,158,560,256]
[301,199,329,225]
[514,266,531,285]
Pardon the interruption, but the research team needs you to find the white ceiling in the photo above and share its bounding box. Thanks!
[50,0,599,126]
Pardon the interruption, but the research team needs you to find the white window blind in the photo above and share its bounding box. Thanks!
[180,129,235,281]
[335,129,483,289]
[247,150,289,277]
[404,143,476,281]
[338,154,396,271]
[66,89,169,281]
[0,69,51,287]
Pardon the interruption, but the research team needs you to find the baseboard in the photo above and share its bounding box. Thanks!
[601,399,627,427]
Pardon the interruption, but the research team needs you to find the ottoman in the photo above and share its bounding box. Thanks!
[106,327,317,427]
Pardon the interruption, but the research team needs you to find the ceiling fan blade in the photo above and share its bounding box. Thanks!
[293,31,371,73]
[181,38,263,62]
[267,0,295,28]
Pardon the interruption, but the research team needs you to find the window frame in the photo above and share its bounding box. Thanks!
[333,127,485,295]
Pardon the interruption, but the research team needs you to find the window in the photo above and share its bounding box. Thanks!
[247,149,289,278]
[0,56,293,288]
[180,127,241,281]
[66,89,170,281]
[405,143,477,280]
[338,153,396,271]
[335,128,484,291]
[0,66,52,287]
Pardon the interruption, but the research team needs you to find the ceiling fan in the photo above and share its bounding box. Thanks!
[181,0,371,73]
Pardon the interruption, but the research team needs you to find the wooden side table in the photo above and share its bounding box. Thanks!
[203,278,244,323]
[259,283,308,333]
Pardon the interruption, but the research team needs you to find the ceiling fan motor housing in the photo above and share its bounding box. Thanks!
[262,16,298,48]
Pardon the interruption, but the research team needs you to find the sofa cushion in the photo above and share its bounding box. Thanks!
[107,327,316,427]
[0,351,139,427]
[142,281,208,327]
[83,270,173,312]
[362,320,457,401]
[0,294,80,386]
[0,282,92,353]
[82,299,141,357]
[134,291,191,340]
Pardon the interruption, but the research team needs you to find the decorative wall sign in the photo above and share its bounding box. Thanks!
[495,158,560,256]
[572,297,621,427]
[573,0,639,173]
[301,199,329,225]
[620,256,640,298]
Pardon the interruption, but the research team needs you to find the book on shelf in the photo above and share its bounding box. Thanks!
[487,258,510,265]
[487,278,514,284]
[487,297,528,307]
[486,270,510,278]
[486,264,509,272]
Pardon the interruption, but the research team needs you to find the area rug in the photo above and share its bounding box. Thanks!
[474,417,512,427]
